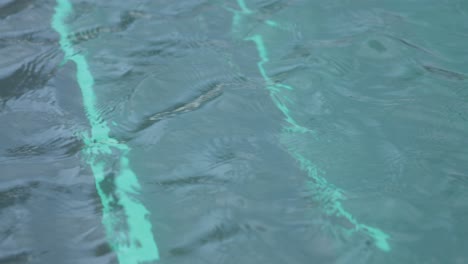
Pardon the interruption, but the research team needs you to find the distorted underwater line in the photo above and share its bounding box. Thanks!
[230,0,391,252]
[51,0,160,263]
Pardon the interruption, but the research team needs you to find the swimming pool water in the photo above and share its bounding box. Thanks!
[1,0,468,263]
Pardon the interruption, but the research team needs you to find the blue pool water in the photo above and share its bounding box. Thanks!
[1,0,468,263]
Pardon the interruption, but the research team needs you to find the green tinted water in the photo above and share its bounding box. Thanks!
[1,0,468,263]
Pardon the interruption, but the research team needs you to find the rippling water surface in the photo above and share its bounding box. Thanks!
[1,0,468,263]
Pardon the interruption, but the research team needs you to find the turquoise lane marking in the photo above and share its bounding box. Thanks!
[225,1,289,35]
[233,0,391,252]
[51,0,160,263]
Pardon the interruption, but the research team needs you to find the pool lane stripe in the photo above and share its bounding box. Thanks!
[51,0,160,263]
[233,0,391,252]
